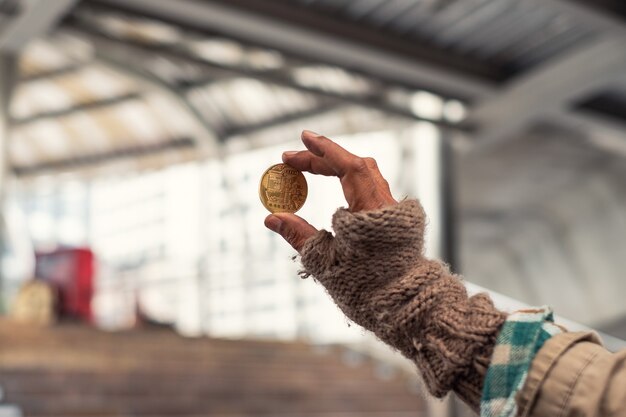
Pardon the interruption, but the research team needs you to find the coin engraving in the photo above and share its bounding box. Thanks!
[259,163,307,213]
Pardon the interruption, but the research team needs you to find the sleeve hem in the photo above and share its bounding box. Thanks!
[516,331,602,417]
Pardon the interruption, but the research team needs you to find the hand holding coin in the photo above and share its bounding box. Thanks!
[264,130,397,253]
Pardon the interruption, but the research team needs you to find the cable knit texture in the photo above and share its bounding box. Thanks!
[300,199,507,411]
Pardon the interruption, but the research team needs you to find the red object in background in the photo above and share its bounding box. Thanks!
[35,248,95,322]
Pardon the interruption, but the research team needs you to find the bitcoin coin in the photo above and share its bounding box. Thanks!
[259,163,308,213]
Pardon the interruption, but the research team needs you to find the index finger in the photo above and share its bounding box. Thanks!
[282,150,335,176]
[301,130,362,178]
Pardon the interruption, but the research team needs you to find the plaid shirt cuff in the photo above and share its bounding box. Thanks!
[480,307,564,417]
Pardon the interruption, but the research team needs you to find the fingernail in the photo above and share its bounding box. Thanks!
[282,151,298,157]
[265,215,282,232]
[302,130,321,139]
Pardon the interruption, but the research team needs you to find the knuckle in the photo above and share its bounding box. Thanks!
[351,157,368,172]
[363,157,378,169]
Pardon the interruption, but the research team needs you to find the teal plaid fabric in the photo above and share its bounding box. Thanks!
[480,307,563,417]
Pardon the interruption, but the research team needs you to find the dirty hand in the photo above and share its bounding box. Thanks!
[264,130,397,252]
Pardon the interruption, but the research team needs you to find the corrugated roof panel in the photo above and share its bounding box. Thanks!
[364,0,425,27]
[245,49,286,70]
[12,81,73,119]
[186,38,247,67]
[344,0,388,20]
[10,129,38,167]
[286,0,602,73]
[75,9,182,45]
[10,4,472,174]
[474,9,556,57]
[186,78,321,136]
[383,2,446,35]
[22,119,73,159]
[76,8,288,74]
[60,112,112,152]
[183,37,288,72]
[511,26,595,68]
[11,92,196,172]
[413,0,497,40]
[12,65,136,120]
[18,39,77,78]
[291,65,377,96]
[444,0,522,53]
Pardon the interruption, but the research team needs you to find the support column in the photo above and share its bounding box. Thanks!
[402,122,464,417]
[0,54,16,202]
[402,122,454,262]
[0,53,17,312]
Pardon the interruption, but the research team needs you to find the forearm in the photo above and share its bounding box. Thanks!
[270,133,619,416]
[299,200,507,411]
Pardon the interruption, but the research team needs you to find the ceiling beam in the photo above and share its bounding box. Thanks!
[558,108,626,137]
[467,37,626,152]
[552,110,626,157]
[19,63,85,83]
[87,0,497,101]
[219,102,344,140]
[0,0,78,52]
[13,137,195,176]
[12,92,142,125]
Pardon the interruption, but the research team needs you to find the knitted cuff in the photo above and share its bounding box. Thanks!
[301,200,426,289]
[300,200,507,411]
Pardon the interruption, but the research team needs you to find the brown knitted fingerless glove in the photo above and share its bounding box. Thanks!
[300,199,507,411]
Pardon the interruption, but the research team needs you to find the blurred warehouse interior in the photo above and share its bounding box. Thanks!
[0,0,625,416]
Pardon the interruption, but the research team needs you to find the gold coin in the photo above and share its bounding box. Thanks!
[259,163,308,213]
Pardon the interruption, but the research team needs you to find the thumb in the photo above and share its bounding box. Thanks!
[265,213,318,253]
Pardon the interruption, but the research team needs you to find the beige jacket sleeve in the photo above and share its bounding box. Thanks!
[518,331,626,417]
